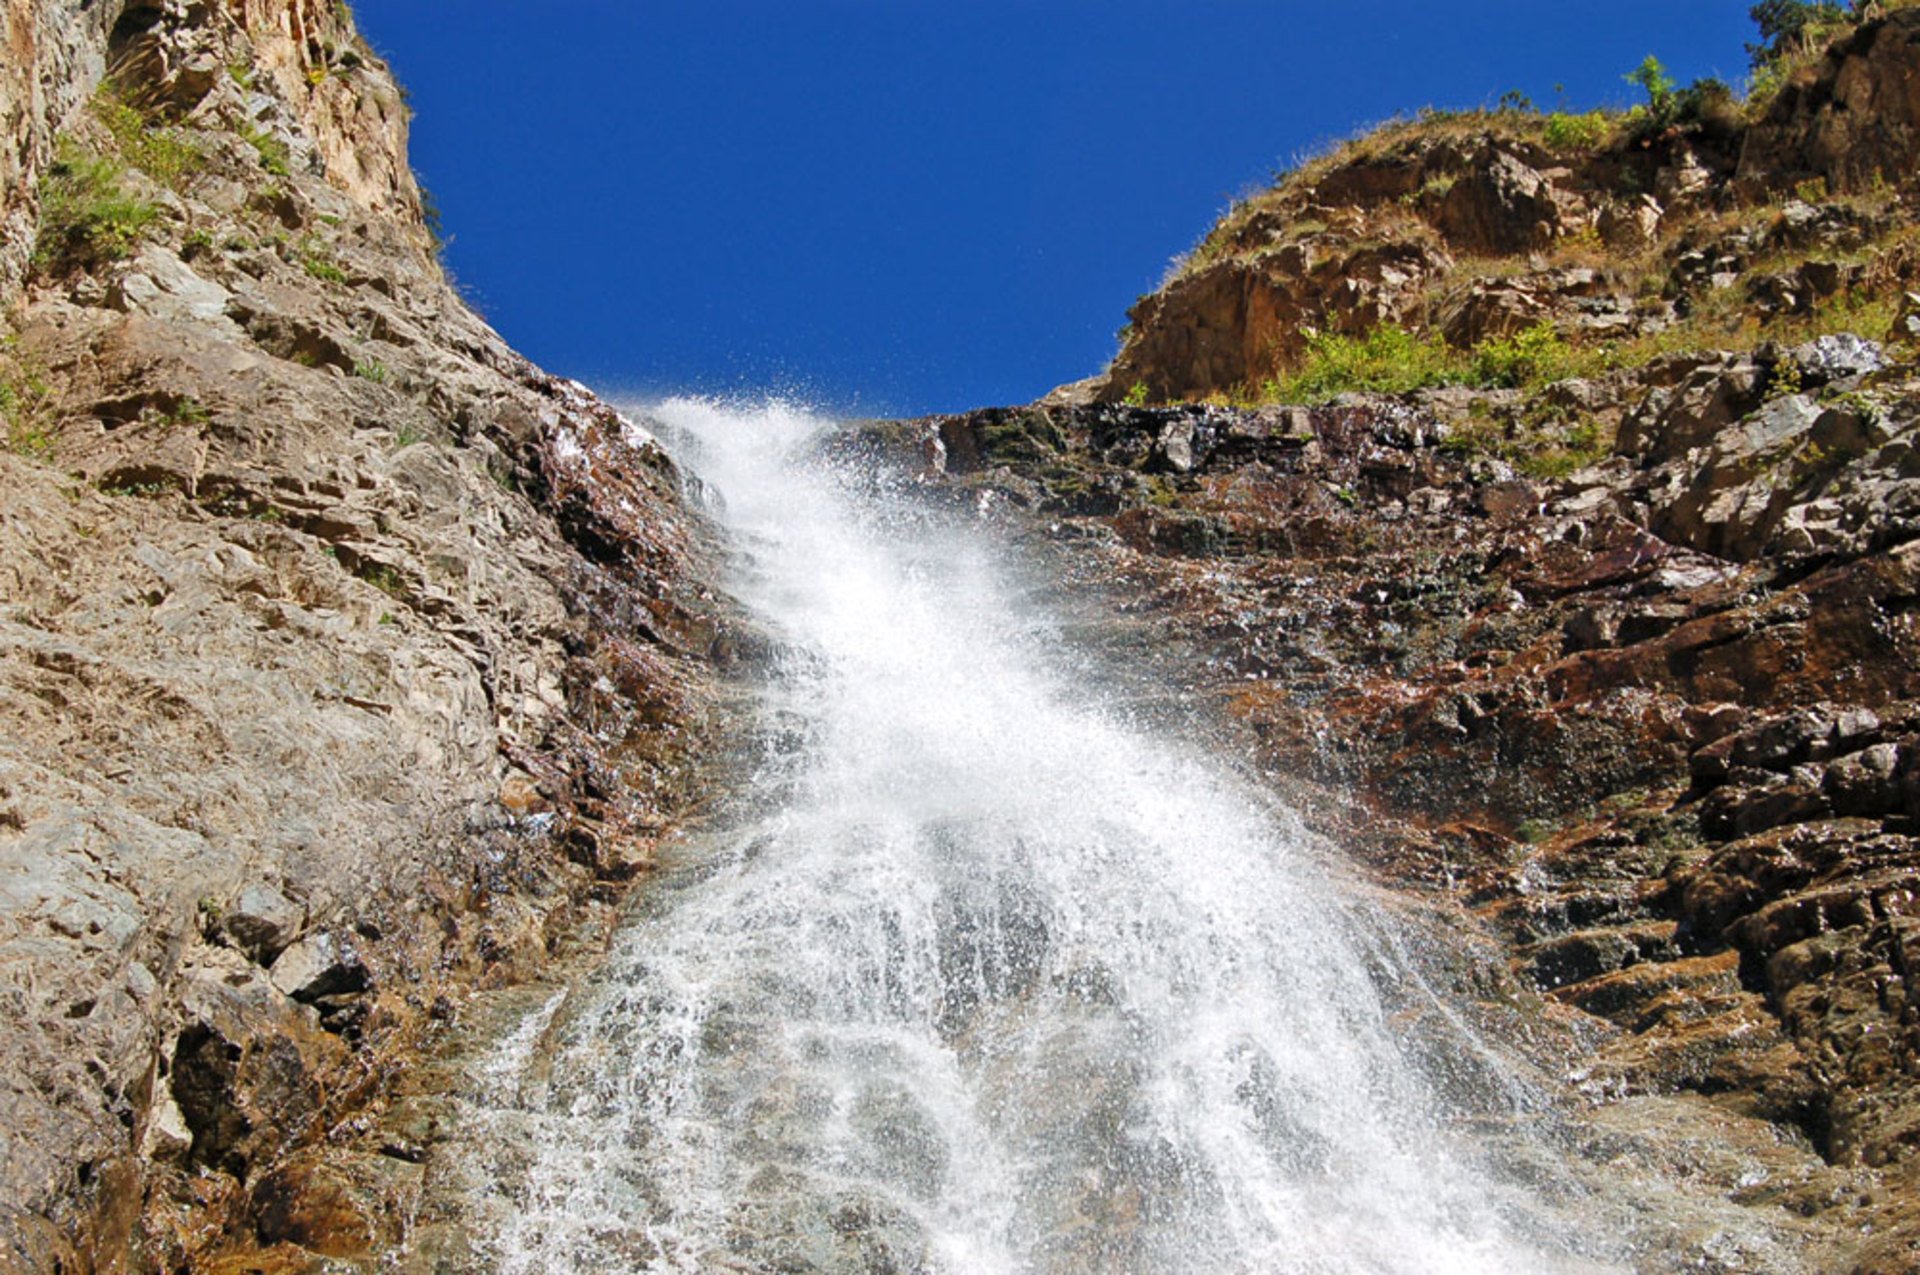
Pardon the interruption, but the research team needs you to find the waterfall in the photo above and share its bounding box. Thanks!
[456,398,1616,1274]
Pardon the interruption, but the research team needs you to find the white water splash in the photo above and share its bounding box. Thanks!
[469,397,1619,1274]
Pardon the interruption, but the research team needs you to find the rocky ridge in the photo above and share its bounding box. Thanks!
[0,2,736,1270]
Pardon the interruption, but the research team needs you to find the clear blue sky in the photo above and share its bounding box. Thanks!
[353,2,1756,416]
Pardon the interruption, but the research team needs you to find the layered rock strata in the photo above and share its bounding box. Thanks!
[859,336,1920,1270]
[0,2,734,1269]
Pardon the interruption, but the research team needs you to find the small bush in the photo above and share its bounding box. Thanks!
[1543,111,1610,151]
[1471,323,1578,389]
[33,139,160,270]
[1268,325,1469,403]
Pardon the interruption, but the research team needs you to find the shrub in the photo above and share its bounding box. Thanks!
[1626,55,1677,124]
[33,139,160,269]
[1543,111,1610,152]
[1268,325,1468,403]
[1471,323,1577,388]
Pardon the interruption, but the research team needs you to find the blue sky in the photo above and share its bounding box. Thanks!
[354,2,1757,416]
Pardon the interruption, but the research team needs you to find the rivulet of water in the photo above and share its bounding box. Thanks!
[461,397,1622,1274]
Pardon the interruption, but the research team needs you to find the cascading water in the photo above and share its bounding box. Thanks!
[451,398,1622,1274]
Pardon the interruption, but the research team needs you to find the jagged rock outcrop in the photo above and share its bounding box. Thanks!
[1741,7,1920,196]
[0,3,735,1270]
[1101,10,1920,408]
[859,348,1920,1265]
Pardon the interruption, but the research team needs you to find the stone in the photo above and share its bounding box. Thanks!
[269,932,371,1004]
[223,884,305,963]
[1436,148,1571,255]
[1616,356,1766,462]
[1599,195,1663,251]
[1787,333,1886,385]
[138,1092,193,1167]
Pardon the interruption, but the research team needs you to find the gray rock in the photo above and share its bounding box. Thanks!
[223,884,305,963]
[1788,333,1885,385]
[269,931,370,1003]
[1617,356,1765,462]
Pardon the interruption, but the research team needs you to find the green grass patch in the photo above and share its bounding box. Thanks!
[33,138,160,270]
[90,90,201,191]
[241,125,292,177]
[1264,325,1471,403]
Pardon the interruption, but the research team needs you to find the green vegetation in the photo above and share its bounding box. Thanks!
[1748,0,1852,68]
[33,139,160,270]
[1445,407,1608,480]
[354,359,391,384]
[1625,55,1678,124]
[1263,325,1467,403]
[0,353,57,460]
[1542,110,1609,151]
[90,90,201,190]
[1123,381,1151,406]
[241,124,292,177]
[303,255,348,283]
[150,397,210,430]
[1471,323,1578,389]
[360,562,405,597]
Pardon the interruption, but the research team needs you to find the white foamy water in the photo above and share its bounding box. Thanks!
[465,398,1620,1274]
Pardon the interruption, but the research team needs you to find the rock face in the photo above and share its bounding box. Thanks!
[0,2,735,1270]
[1102,10,1920,408]
[858,362,1920,1266]
[1741,8,1920,196]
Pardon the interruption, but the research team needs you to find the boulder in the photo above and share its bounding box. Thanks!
[223,884,305,964]
[268,932,371,1004]
[1435,149,1572,255]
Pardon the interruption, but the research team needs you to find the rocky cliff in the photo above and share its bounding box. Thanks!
[0,2,735,1270]
[853,11,1920,1272]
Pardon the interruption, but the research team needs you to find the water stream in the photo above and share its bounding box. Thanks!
[452,399,1622,1273]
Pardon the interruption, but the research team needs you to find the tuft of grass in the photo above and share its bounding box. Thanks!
[353,359,390,384]
[303,255,347,283]
[90,89,201,191]
[1,359,58,460]
[150,397,210,430]
[241,125,292,177]
[32,139,160,270]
